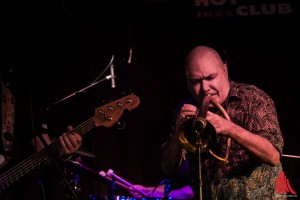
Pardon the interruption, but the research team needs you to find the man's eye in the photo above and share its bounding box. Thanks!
[190,80,199,85]
[206,76,214,81]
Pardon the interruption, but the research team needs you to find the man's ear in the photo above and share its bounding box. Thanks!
[223,64,229,78]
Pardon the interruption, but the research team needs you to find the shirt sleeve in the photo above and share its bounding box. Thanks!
[245,90,284,155]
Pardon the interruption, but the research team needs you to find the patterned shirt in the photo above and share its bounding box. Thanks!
[170,80,284,200]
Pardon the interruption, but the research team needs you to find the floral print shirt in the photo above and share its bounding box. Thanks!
[170,80,284,200]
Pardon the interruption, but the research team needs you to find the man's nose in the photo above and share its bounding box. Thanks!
[201,80,210,92]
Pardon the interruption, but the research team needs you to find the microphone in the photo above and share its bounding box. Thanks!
[127,48,132,64]
[110,63,116,88]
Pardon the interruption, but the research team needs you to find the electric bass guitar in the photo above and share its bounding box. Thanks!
[0,94,140,193]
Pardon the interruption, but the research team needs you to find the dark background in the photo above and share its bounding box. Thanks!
[1,0,299,199]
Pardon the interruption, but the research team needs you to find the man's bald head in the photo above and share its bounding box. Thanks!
[185,46,224,70]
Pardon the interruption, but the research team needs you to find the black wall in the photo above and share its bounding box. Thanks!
[1,0,299,199]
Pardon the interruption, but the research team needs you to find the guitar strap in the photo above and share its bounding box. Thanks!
[1,81,14,162]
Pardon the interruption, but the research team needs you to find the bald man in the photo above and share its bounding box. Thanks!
[159,46,284,199]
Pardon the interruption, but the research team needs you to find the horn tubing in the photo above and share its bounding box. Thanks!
[209,96,231,162]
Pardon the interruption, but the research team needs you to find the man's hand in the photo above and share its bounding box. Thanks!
[58,125,82,156]
[58,132,82,156]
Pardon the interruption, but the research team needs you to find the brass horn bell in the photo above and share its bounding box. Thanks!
[179,117,216,153]
[178,96,231,164]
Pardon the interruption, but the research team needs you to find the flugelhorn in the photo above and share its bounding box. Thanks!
[178,96,231,163]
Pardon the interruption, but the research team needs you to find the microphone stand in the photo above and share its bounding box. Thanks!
[196,134,203,200]
[53,54,127,106]
[53,75,114,105]
[37,134,79,200]
[194,96,211,200]
[282,154,300,159]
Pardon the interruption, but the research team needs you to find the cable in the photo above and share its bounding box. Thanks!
[151,179,171,199]
[91,54,126,84]
[91,54,114,84]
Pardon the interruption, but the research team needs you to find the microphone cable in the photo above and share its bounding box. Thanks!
[151,179,171,199]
